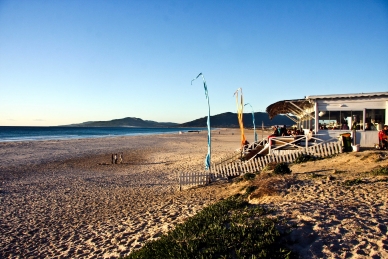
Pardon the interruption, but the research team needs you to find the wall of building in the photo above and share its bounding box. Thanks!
[313,96,387,147]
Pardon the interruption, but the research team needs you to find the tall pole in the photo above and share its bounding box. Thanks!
[191,73,211,171]
[244,103,257,142]
[234,88,246,149]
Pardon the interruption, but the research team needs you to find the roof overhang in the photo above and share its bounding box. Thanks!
[306,91,388,100]
[266,99,314,120]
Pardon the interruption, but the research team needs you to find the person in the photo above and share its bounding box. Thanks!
[268,126,279,139]
[286,129,292,136]
[379,125,388,149]
[118,153,123,164]
[111,154,114,164]
[280,125,287,136]
[307,128,314,141]
[342,123,349,130]
[114,154,118,164]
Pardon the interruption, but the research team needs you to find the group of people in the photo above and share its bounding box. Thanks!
[268,125,306,138]
[111,153,123,164]
[378,125,388,149]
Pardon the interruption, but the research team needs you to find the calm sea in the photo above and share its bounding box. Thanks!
[0,126,206,142]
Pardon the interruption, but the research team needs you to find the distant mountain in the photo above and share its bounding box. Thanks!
[66,112,294,128]
[66,117,178,127]
[179,112,295,128]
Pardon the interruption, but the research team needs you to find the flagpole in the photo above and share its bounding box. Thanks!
[191,73,211,172]
[234,88,246,149]
[244,103,257,142]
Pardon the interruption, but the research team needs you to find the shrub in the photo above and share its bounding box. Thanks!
[343,178,363,186]
[370,166,388,176]
[294,154,317,164]
[125,196,291,259]
[264,162,277,171]
[243,172,256,181]
[245,185,258,195]
[273,162,292,175]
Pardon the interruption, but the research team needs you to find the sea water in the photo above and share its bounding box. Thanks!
[0,126,206,142]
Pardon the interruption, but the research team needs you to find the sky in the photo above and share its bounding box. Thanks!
[0,0,387,126]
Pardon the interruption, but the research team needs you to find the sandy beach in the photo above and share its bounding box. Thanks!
[0,128,387,258]
[0,129,245,258]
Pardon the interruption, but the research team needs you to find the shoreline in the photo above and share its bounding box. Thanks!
[0,126,209,143]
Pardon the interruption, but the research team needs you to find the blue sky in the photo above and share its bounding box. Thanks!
[0,0,387,126]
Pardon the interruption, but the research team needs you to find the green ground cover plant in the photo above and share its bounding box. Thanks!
[342,178,363,186]
[370,165,388,176]
[125,196,292,259]
[293,154,318,164]
[243,172,257,181]
[273,163,292,175]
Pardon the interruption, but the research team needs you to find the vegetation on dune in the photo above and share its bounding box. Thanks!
[125,152,387,259]
[273,162,292,175]
[125,196,292,259]
[370,165,388,176]
[293,154,320,164]
[342,178,363,186]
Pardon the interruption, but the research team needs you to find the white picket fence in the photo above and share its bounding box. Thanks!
[178,141,343,190]
[212,141,343,178]
[178,172,212,191]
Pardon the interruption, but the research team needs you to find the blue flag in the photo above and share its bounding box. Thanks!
[191,73,211,170]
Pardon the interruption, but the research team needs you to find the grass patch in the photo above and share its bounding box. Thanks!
[263,162,277,171]
[293,154,320,164]
[245,185,258,195]
[342,178,363,186]
[273,163,292,175]
[370,165,388,176]
[310,173,323,178]
[125,196,292,259]
[333,170,346,174]
[243,172,257,181]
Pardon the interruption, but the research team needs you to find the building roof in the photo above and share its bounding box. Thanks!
[266,91,388,120]
[306,91,388,100]
[266,99,313,120]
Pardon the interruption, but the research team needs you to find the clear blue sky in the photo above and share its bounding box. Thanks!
[1,0,387,126]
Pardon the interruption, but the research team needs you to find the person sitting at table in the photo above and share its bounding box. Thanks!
[342,123,349,130]
[268,126,279,139]
[378,125,388,149]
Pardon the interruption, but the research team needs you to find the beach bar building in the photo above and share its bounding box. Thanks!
[266,91,388,147]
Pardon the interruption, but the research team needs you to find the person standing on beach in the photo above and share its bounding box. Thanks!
[118,153,123,164]
[111,154,114,164]
[114,154,117,164]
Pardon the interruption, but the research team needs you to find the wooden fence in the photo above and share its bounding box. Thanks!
[178,172,212,191]
[212,141,343,178]
[178,141,343,190]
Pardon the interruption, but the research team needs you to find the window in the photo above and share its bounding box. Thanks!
[318,110,364,130]
[365,109,386,131]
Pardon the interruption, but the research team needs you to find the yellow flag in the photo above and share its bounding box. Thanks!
[234,88,246,148]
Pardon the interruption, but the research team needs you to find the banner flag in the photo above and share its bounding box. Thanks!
[191,73,211,170]
[245,103,257,143]
[234,88,246,148]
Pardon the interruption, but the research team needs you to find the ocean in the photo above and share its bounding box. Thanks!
[0,126,206,142]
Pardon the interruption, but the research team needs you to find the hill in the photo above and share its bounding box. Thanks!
[66,117,178,127]
[66,112,294,128]
[179,112,294,128]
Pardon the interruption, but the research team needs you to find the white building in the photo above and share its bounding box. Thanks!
[266,91,388,147]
